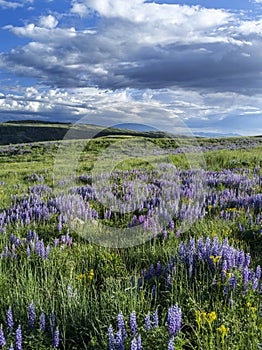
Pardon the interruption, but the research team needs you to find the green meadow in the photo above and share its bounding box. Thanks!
[0,124,261,349]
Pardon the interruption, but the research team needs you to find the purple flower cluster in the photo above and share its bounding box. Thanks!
[0,304,58,349]
[178,236,262,293]
[0,230,73,260]
[108,306,182,349]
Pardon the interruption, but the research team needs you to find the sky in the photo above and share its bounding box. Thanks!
[0,0,262,136]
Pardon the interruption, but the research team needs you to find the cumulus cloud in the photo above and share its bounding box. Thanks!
[0,0,261,135]
[38,15,58,29]
[0,85,261,135]
[0,0,261,96]
[0,0,23,9]
[71,2,89,17]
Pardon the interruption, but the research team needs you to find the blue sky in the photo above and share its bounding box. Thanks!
[0,0,262,135]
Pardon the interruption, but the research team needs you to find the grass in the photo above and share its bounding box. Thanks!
[0,129,261,349]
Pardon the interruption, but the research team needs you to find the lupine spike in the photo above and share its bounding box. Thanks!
[108,326,115,350]
[152,309,158,328]
[137,334,142,350]
[167,337,174,350]
[15,325,22,350]
[144,313,151,331]
[7,307,14,332]
[0,324,6,347]
[53,328,60,348]
[131,337,137,350]
[28,301,35,328]
[117,312,127,340]
[40,312,46,332]
[130,311,137,337]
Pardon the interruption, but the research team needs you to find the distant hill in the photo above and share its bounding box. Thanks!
[0,120,257,146]
[0,120,171,146]
[193,132,242,138]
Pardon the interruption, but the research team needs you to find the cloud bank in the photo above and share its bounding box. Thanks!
[0,0,261,135]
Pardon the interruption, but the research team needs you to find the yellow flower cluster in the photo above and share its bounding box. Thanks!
[209,255,222,264]
[76,269,94,282]
[76,273,86,281]
[217,324,229,335]
[247,302,257,312]
[195,310,217,324]
[222,270,231,280]
[88,269,94,281]
[225,207,238,213]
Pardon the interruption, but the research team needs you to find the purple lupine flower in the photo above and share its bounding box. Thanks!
[167,304,182,337]
[50,312,55,331]
[8,343,14,350]
[0,325,6,347]
[108,326,115,350]
[40,313,46,332]
[149,264,154,278]
[45,245,51,259]
[144,313,151,331]
[130,312,137,337]
[137,335,142,350]
[166,274,172,289]
[54,238,59,247]
[167,337,174,350]
[152,285,156,298]
[16,325,22,350]
[245,253,251,268]
[28,302,35,328]
[237,251,245,268]
[229,275,237,290]
[242,267,249,291]
[152,309,158,328]
[53,328,60,348]
[256,265,261,280]
[57,219,62,232]
[252,278,259,291]
[117,312,127,340]
[131,337,137,350]
[115,330,124,350]
[7,307,14,332]
[26,246,31,257]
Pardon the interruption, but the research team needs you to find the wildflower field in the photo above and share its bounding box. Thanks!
[0,133,262,349]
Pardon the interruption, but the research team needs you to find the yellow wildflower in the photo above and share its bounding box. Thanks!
[88,269,94,281]
[217,325,229,334]
[204,311,217,323]
[210,255,222,264]
[76,273,86,281]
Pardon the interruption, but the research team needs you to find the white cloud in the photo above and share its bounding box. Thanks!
[0,0,261,135]
[38,15,58,29]
[0,0,23,9]
[238,19,262,35]
[0,0,33,9]
[71,2,89,17]
[0,86,261,135]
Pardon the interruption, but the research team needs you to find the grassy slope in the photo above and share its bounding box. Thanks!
[0,121,175,145]
[0,124,261,349]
